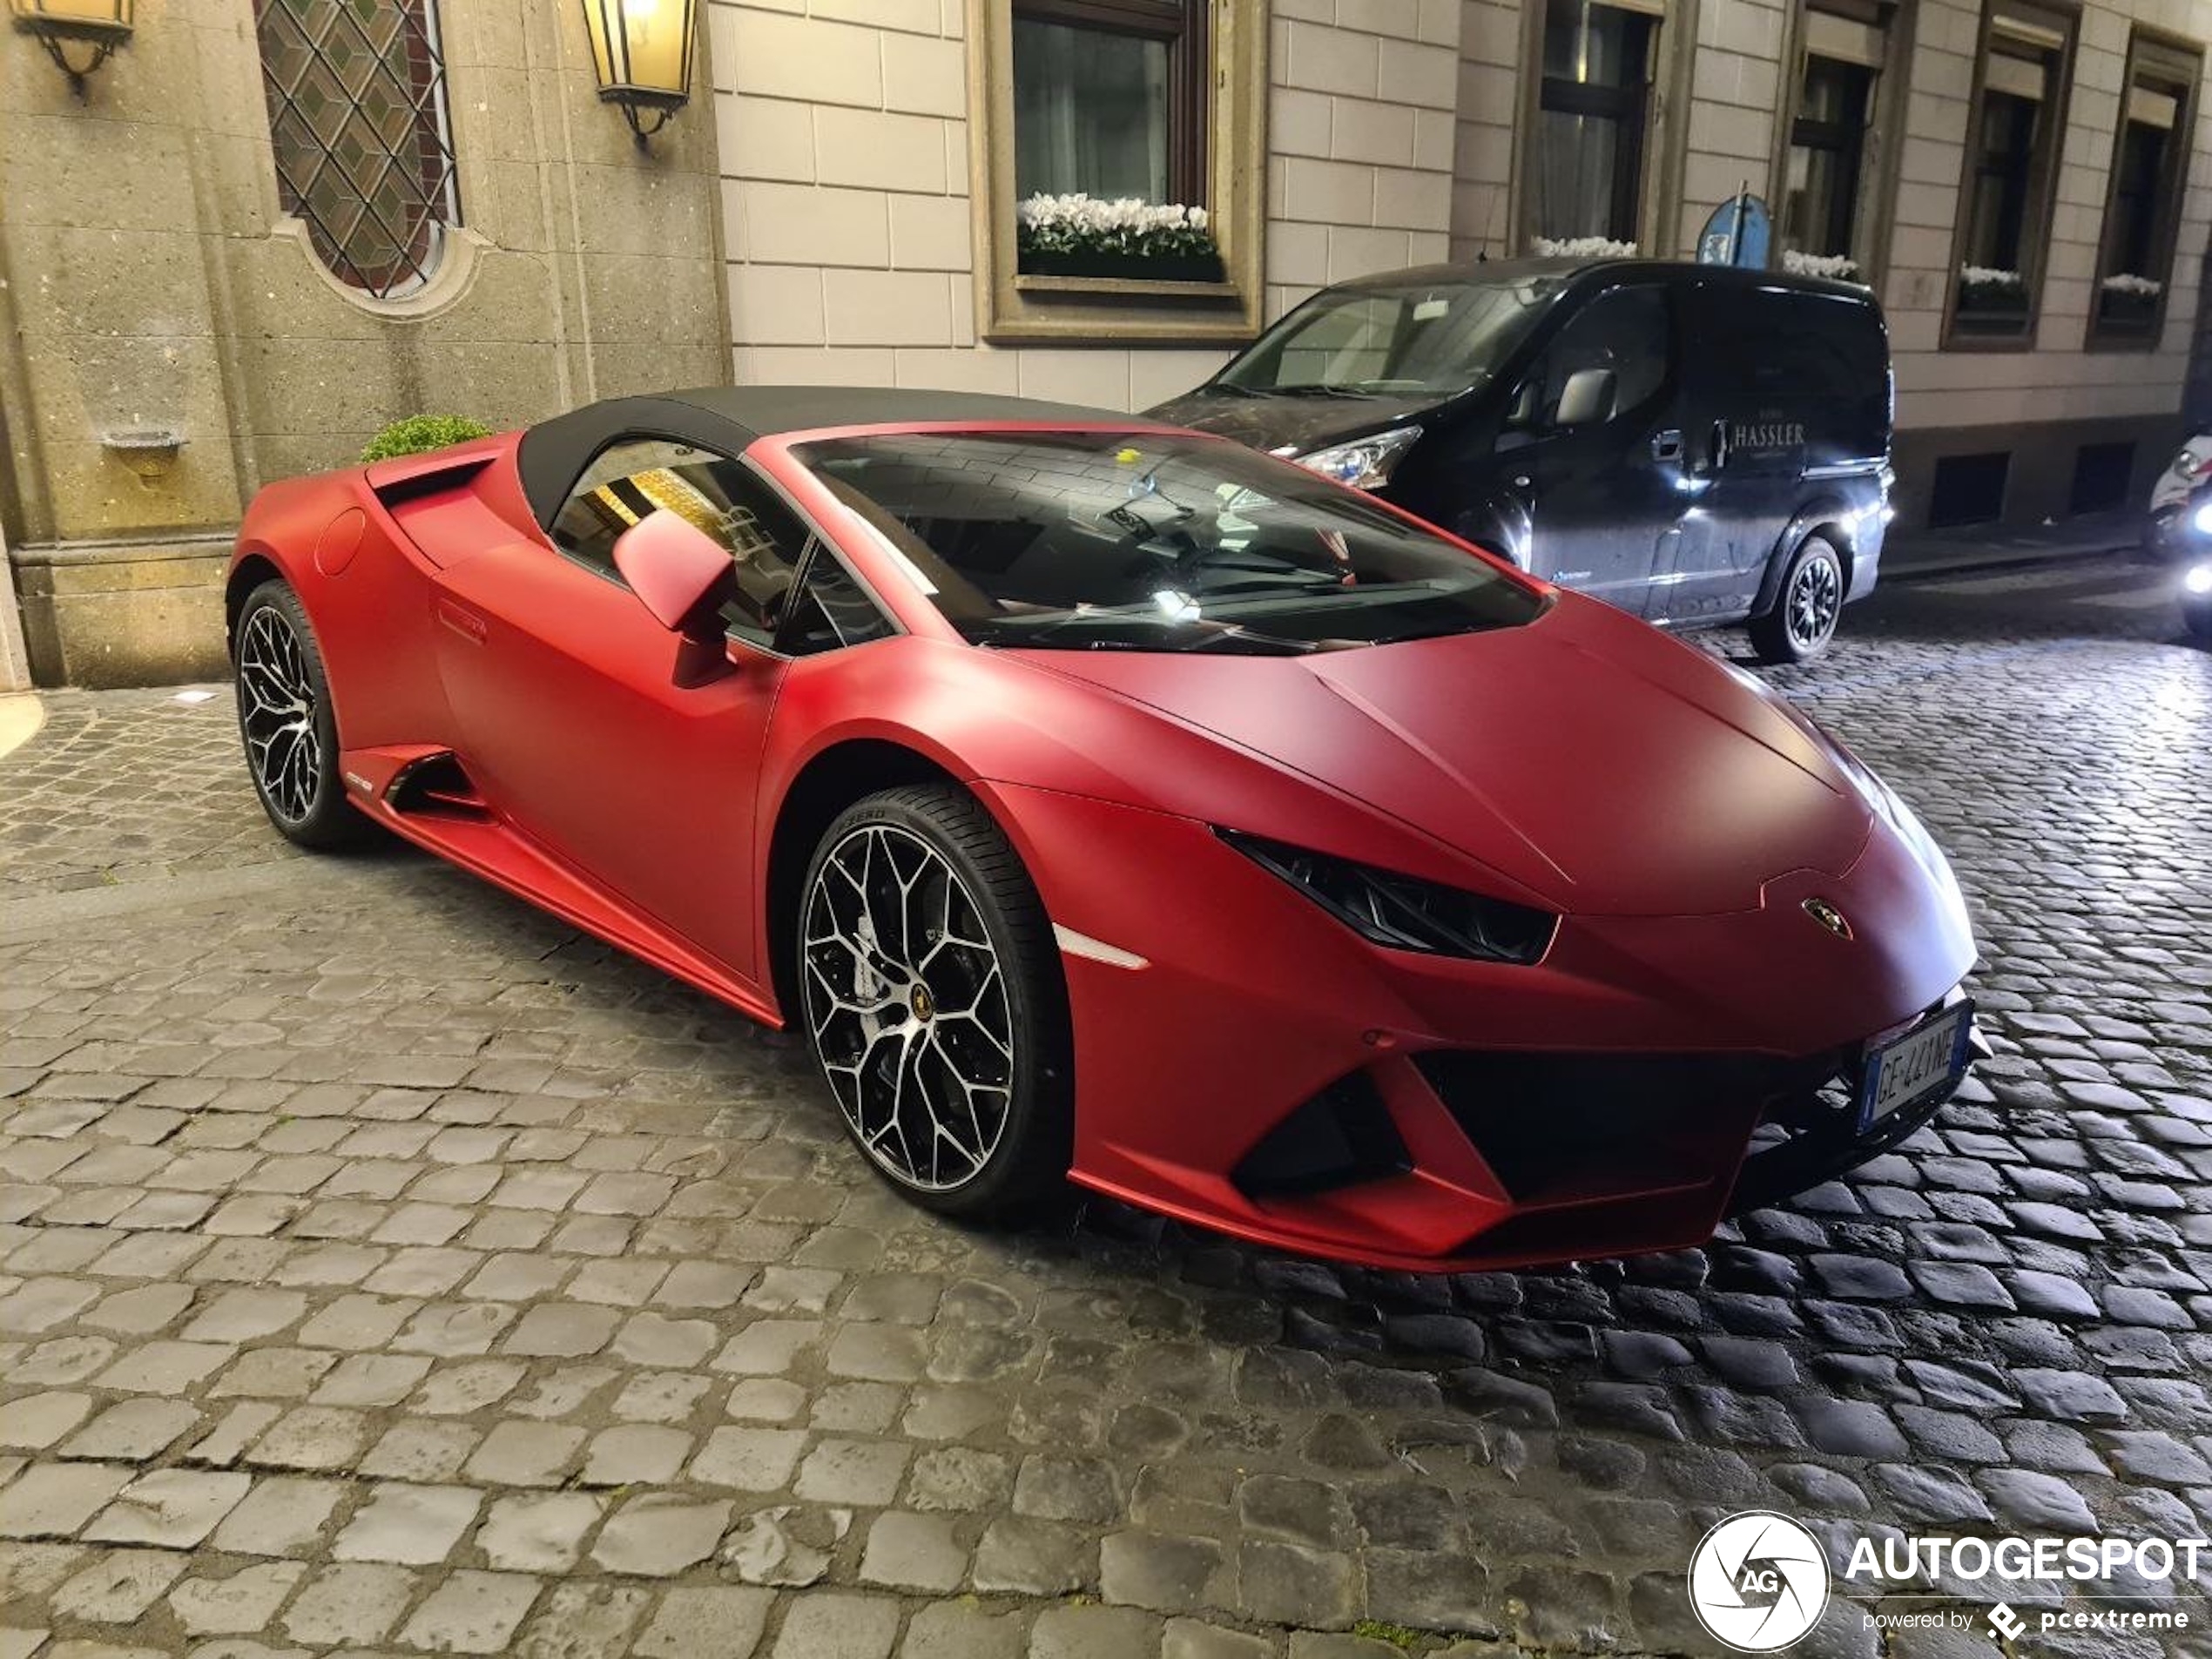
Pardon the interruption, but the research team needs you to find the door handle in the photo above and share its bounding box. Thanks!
[436,598,488,644]
[1651,428,1683,464]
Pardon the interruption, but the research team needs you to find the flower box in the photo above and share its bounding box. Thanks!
[1017,246,1226,284]
[1014,192,1223,290]
[2095,275,2162,333]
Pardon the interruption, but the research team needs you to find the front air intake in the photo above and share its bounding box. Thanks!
[1231,1071,1411,1199]
[1413,1049,1842,1206]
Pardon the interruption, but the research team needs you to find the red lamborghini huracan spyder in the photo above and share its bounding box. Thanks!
[227,387,1981,1271]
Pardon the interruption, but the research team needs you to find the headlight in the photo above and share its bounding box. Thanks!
[1219,829,1555,964]
[2190,502,2212,536]
[1294,426,1421,491]
[2187,562,2212,595]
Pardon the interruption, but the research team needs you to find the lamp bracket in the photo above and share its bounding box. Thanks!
[15,17,128,99]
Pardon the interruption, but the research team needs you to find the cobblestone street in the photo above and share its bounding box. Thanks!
[2,558,2209,1659]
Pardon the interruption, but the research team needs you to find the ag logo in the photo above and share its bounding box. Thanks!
[1687,1510,1831,1651]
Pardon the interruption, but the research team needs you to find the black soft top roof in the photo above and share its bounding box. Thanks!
[517,385,1131,528]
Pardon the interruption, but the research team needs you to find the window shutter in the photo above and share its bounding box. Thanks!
[1804,10,1886,69]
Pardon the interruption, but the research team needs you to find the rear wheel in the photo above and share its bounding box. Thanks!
[233,580,374,850]
[1750,534,1845,664]
[796,786,1071,1217]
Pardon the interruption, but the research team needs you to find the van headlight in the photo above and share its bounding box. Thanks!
[2186,561,2212,595]
[2190,502,2212,536]
[1294,427,1421,491]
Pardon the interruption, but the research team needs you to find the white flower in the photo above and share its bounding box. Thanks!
[1531,235,1639,259]
[1015,192,1217,258]
[1781,249,1860,280]
[2101,272,2161,297]
[1959,265,2023,287]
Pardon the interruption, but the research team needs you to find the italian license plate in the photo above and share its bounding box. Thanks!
[1857,1002,1973,1132]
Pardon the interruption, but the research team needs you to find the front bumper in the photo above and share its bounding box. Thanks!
[981,781,1980,1273]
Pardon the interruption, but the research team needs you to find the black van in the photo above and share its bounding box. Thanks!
[1149,258,1893,663]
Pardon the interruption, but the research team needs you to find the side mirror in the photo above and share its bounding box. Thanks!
[1553,367,1618,428]
[613,509,737,687]
[614,509,734,635]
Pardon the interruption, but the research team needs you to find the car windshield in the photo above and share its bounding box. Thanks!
[1214,275,1561,397]
[792,430,1545,654]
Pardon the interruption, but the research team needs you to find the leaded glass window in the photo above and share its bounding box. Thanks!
[254,0,462,301]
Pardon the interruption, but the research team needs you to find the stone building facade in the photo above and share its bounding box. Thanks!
[0,0,727,689]
[5,0,2212,687]
[712,0,2212,535]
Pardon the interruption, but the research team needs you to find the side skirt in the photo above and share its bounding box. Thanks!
[340,745,785,1030]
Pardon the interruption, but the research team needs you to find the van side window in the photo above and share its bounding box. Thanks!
[1517,286,1669,428]
[1696,288,1887,456]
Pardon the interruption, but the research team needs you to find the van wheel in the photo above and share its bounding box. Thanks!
[1750,536,1845,664]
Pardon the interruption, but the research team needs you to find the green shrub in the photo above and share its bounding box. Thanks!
[361,415,493,464]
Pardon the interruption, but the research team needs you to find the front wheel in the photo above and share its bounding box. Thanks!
[796,786,1072,1218]
[1749,535,1846,664]
[2183,594,2212,641]
[233,580,375,850]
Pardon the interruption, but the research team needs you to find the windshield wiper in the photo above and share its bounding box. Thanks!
[1264,384,1378,400]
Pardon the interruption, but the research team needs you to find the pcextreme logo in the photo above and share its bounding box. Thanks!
[1686,1511,1831,1651]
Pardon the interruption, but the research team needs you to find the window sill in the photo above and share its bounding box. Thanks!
[1941,314,2036,352]
[2085,313,2167,351]
[1013,273,1241,301]
[271,216,488,321]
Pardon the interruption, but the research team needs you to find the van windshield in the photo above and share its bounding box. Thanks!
[1216,276,1561,398]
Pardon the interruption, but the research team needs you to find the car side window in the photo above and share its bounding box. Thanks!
[1510,286,1670,431]
[550,438,821,648]
[778,548,897,657]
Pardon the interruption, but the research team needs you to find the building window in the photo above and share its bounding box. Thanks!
[1532,0,1657,247]
[253,0,462,302]
[1012,0,1205,206]
[2089,30,2201,347]
[1927,451,2011,526]
[968,0,1268,344]
[1947,0,2074,344]
[1779,3,1892,279]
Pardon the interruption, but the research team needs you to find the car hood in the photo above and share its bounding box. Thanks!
[1013,596,1871,918]
[1147,389,1440,455]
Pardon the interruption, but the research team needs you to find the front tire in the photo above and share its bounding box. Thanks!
[796,786,1072,1218]
[233,579,374,850]
[1750,534,1846,664]
[2184,594,2212,641]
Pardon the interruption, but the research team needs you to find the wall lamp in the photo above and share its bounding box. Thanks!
[10,0,132,98]
[580,0,696,145]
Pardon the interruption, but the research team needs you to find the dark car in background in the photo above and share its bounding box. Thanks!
[1150,259,1895,663]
